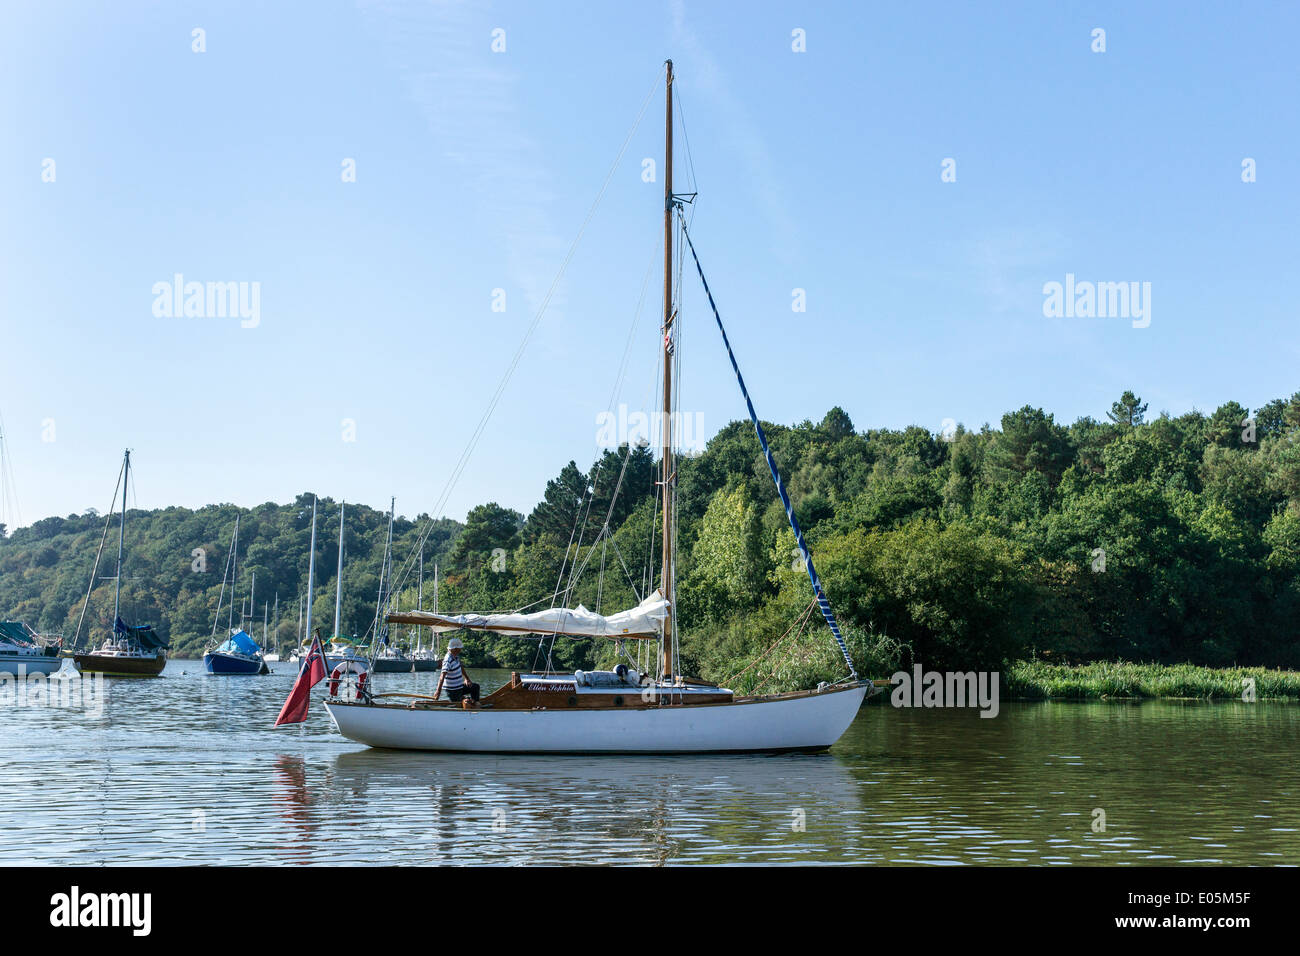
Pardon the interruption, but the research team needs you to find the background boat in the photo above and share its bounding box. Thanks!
[407,555,440,671]
[409,648,440,672]
[367,502,440,673]
[202,517,268,675]
[263,595,282,661]
[369,644,415,673]
[73,618,168,677]
[204,628,265,675]
[0,621,65,676]
[70,450,168,677]
[289,497,361,672]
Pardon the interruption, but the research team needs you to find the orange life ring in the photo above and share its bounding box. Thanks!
[329,660,369,699]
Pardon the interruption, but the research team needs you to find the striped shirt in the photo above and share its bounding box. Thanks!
[442,651,465,689]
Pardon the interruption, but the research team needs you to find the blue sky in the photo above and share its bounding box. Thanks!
[2,0,1297,529]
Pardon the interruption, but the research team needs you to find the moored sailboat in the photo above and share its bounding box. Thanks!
[205,628,266,674]
[0,622,65,677]
[291,497,367,672]
[407,556,440,672]
[325,62,870,753]
[204,516,268,675]
[321,500,368,671]
[366,497,420,674]
[368,643,415,673]
[71,450,169,677]
[264,594,282,662]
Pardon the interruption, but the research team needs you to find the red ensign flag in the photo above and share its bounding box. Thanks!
[274,635,327,726]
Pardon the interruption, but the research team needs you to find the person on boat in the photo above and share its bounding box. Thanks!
[435,636,479,708]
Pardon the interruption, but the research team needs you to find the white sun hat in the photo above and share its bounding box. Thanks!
[447,637,464,650]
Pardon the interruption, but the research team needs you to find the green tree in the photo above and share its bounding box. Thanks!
[1205,400,1252,448]
[812,518,1034,671]
[678,485,768,628]
[985,405,1074,487]
[1106,390,1148,428]
[523,461,588,544]
[450,502,522,568]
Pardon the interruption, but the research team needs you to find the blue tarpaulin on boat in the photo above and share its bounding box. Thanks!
[215,629,261,656]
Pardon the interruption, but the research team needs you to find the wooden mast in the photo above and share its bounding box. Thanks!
[660,59,675,681]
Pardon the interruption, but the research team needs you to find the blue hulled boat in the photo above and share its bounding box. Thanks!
[203,629,265,675]
[203,515,269,674]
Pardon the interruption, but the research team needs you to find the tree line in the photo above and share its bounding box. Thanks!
[2,390,1297,685]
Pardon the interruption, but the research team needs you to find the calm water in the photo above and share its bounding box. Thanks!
[3,663,1298,865]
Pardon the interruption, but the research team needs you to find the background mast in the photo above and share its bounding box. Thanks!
[112,449,129,625]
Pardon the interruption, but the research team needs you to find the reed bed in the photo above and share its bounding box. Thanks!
[1005,660,1300,700]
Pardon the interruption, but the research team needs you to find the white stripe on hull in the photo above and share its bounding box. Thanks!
[325,684,868,753]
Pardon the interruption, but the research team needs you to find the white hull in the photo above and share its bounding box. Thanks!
[325,683,868,754]
[0,654,65,677]
[292,653,351,670]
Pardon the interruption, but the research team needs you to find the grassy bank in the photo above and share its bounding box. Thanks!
[1004,660,1300,700]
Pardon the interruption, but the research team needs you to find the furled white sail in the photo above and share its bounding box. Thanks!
[386,590,668,640]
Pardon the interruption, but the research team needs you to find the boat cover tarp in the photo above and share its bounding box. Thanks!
[386,590,668,639]
[0,621,37,646]
[215,629,261,656]
[114,615,170,650]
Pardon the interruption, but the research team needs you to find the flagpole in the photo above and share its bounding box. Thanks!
[304,497,317,651]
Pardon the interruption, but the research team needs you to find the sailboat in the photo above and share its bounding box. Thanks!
[0,622,65,677]
[292,497,365,671]
[325,62,870,753]
[407,556,441,673]
[288,593,305,664]
[368,498,417,674]
[321,500,367,670]
[203,517,267,675]
[72,450,169,677]
[264,594,281,662]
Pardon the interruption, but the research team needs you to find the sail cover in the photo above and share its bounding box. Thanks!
[0,622,37,647]
[215,629,261,656]
[387,590,668,640]
[114,616,170,651]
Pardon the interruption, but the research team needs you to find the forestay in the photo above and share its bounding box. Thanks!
[387,590,668,640]
[679,218,859,681]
